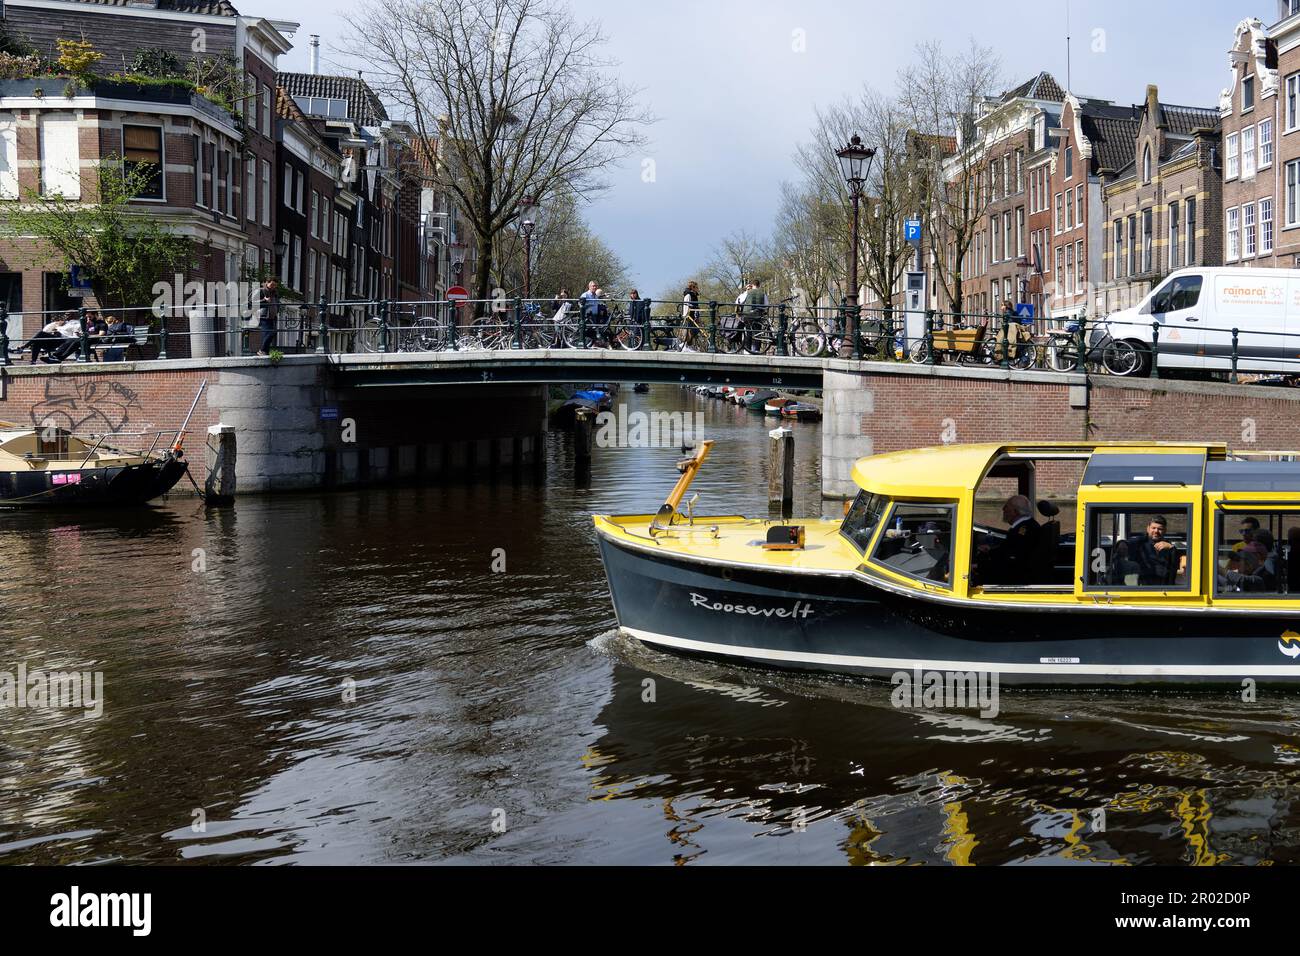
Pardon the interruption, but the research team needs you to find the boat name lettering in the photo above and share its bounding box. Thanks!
[688,591,813,619]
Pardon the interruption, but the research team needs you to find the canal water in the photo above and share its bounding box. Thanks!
[2,386,1299,865]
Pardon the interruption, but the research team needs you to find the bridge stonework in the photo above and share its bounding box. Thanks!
[0,357,547,494]
[821,361,1300,498]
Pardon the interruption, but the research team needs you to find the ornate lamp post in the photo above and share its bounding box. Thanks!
[519,195,538,300]
[835,135,876,358]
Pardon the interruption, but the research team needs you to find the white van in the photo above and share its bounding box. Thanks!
[1103,267,1300,376]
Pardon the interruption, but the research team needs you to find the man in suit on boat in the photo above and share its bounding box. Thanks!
[1125,514,1181,586]
[976,495,1041,586]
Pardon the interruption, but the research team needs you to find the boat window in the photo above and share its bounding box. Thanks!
[1213,510,1300,598]
[871,502,956,588]
[840,491,888,554]
[1084,506,1192,591]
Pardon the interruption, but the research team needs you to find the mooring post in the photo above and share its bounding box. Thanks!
[574,407,594,462]
[768,425,794,517]
[204,423,237,504]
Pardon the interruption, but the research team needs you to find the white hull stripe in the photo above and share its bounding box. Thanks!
[622,627,1300,678]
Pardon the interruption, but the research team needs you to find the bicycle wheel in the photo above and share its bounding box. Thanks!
[1102,339,1141,376]
[790,320,826,357]
[1048,339,1078,372]
[358,317,385,353]
[410,317,443,351]
[907,339,930,364]
[745,321,775,355]
[611,315,643,350]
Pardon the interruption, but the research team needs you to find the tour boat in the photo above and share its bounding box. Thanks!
[0,424,188,508]
[593,441,1300,686]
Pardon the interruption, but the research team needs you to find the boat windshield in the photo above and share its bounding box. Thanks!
[871,503,956,587]
[840,491,888,553]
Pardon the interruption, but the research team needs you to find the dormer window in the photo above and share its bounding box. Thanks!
[1243,74,1256,113]
[1142,144,1152,183]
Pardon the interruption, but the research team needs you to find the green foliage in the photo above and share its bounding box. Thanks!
[0,52,47,80]
[0,25,38,58]
[55,38,102,78]
[3,157,195,311]
[127,48,182,78]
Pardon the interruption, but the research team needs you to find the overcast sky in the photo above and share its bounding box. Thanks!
[271,0,1252,296]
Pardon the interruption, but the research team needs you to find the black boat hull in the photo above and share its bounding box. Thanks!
[0,456,188,508]
[596,534,1300,686]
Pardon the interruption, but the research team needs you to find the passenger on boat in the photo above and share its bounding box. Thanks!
[1222,530,1278,592]
[1125,515,1180,586]
[975,495,1041,585]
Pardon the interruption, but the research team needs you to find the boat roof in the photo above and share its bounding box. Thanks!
[850,442,1239,498]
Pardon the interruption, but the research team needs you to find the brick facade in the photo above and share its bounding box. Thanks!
[1100,86,1221,314]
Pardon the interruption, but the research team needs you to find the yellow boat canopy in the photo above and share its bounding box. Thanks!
[850,441,1232,499]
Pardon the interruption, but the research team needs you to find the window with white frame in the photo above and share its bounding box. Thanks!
[1113,219,1123,279]
[1127,215,1137,274]
[1065,242,1074,294]
[310,191,319,238]
[1016,207,1025,257]
[1243,74,1256,112]
[1260,118,1273,168]
[279,229,290,283]
[1261,197,1275,254]
[1075,239,1084,292]
[193,135,204,208]
[1142,208,1153,272]
[1186,197,1196,262]
[1168,202,1180,270]
[246,158,255,221]
[39,114,80,199]
[1055,246,1065,298]
[283,162,292,206]
[1244,201,1257,257]
[261,160,270,226]
[1243,126,1256,178]
[1076,184,1084,226]
[262,84,271,137]
[0,114,16,200]
[1226,132,1240,179]
[1065,144,1073,179]
[1142,144,1152,183]
[1289,74,1300,131]
[1055,192,1064,233]
[1227,206,1241,261]
[1066,189,1074,230]
[1003,210,1012,261]
[1288,160,1300,226]
[292,235,302,290]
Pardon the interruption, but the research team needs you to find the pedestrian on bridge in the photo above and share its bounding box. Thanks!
[256,278,280,356]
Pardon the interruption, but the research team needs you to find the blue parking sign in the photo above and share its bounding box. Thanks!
[904,219,922,243]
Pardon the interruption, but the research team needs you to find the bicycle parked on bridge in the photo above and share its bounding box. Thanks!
[357,308,444,353]
[1046,317,1145,376]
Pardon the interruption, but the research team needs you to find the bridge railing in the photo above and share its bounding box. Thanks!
[3,297,1299,385]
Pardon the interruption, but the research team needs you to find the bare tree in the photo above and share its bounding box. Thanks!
[353,0,652,305]
[898,39,1002,315]
[772,181,841,313]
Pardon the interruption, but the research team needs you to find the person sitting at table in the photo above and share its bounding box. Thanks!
[12,315,68,364]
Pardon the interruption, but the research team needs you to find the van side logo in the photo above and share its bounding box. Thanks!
[1278,631,1300,659]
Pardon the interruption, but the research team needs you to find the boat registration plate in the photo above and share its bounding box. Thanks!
[1040,657,1080,664]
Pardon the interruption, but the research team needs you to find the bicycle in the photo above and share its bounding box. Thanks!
[1047,319,1146,376]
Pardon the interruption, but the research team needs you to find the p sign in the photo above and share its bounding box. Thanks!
[903,219,922,244]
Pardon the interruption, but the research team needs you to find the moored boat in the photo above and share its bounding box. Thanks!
[593,441,1300,686]
[764,398,794,415]
[742,389,779,410]
[780,402,822,422]
[0,425,188,508]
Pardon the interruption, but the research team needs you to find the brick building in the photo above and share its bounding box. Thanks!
[1045,94,1139,323]
[1099,86,1221,314]
[0,0,293,353]
[1218,8,1300,271]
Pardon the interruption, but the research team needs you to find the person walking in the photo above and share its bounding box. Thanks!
[680,280,702,351]
[256,278,280,356]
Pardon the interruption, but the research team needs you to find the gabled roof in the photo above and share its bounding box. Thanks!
[278,72,389,126]
[999,72,1066,103]
[1075,101,1142,174]
[62,0,240,14]
[1157,104,1220,136]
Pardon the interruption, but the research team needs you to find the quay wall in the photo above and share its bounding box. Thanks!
[822,361,1300,498]
[0,356,547,494]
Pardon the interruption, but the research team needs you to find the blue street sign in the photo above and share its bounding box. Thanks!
[320,406,340,421]
[903,219,922,243]
[1015,303,1035,320]
[68,264,92,298]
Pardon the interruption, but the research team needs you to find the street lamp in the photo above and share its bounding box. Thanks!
[273,239,289,281]
[836,134,876,359]
[518,195,538,300]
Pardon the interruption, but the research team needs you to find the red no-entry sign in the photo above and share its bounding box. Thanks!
[446,286,469,302]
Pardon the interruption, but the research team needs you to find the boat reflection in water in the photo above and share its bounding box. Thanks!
[584,642,1300,864]
[595,440,1300,686]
